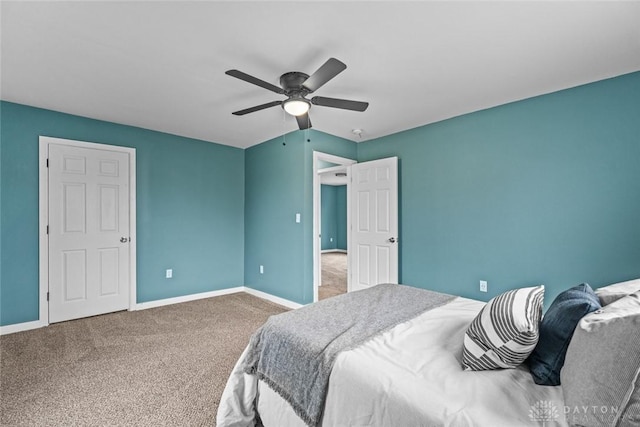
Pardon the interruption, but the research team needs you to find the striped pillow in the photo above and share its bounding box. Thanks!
[462,285,544,371]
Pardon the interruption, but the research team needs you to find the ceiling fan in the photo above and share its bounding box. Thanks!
[225,58,369,130]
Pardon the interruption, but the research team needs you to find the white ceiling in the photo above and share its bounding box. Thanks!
[2,1,639,149]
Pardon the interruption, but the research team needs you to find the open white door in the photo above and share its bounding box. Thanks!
[350,157,398,291]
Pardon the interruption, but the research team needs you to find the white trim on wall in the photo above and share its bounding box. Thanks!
[38,136,137,328]
[0,319,48,336]
[1,287,302,335]
[133,287,245,310]
[321,249,348,254]
[243,287,304,309]
[38,140,50,328]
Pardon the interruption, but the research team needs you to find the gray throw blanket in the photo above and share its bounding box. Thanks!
[243,283,455,427]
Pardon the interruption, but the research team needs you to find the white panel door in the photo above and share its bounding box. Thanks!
[48,143,130,323]
[350,157,398,291]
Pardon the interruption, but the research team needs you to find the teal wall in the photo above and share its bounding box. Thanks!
[0,102,245,326]
[3,71,639,325]
[244,131,306,303]
[336,185,347,250]
[321,184,347,251]
[0,103,3,320]
[357,72,640,306]
[244,129,355,304]
[321,185,338,250]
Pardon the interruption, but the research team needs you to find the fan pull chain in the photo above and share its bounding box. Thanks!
[305,113,310,142]
[282,108,287,146]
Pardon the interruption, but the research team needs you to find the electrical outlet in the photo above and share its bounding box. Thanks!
[479,280,488,292]
[166,269,173,279]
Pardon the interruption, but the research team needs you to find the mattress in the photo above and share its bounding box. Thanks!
[218,297,567,427]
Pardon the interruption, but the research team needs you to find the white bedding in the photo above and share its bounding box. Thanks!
[217,297,567,427]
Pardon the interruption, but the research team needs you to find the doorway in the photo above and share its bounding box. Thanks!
[313,151,356,302]
[319,171,348,300]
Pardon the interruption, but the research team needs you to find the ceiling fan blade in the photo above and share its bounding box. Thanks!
[232,100,282,116]
[311,96,369,112]
[226,69,284,94]
[296,113,312,130]
[302,58,347,93]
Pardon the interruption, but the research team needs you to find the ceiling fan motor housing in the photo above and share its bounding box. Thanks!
[280,72,311,95]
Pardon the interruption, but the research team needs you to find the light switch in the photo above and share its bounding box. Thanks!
[295,213,301,223]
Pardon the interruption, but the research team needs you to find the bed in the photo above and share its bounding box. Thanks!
[217,281,640,427]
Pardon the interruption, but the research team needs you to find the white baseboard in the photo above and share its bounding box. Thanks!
[321,249,347,254]
[0,319,48,336]
[242,287,304,309]
[0,286,302,335]
[133,286,245,310]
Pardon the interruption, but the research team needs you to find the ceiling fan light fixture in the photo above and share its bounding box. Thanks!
[283,98,310,116]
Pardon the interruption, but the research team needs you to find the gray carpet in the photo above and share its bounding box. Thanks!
[0,293,287,426]
[319,252,348,300]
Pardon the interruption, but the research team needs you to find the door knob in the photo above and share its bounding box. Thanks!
[120,237,128,243]
[388,237,397,243]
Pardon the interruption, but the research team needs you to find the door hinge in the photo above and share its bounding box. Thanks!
[47,225,49,234]
[47,292,49,301]
[46,158,49,168]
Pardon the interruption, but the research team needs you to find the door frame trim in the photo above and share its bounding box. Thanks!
[312,151,356,302]
[38,136,137,326]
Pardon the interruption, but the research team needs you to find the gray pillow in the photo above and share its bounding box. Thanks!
[561,290,640,427]
[595,278,640,306]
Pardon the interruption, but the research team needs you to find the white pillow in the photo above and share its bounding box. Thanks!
[595,278,640,306]
[561,291,640,426]
[462,285,544,371]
